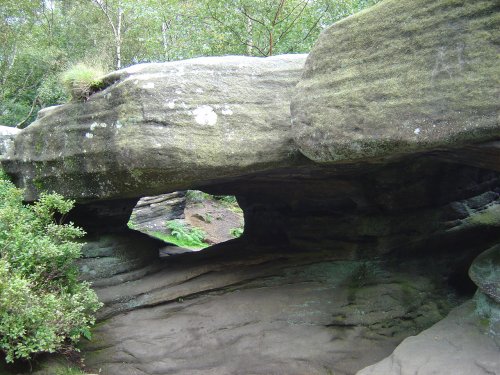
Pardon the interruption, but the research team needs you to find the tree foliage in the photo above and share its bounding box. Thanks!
[0,172,101,363]
[0,0,382,126]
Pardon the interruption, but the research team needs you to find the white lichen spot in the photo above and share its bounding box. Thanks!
[414,128,421,135]
[193,105,217,126]
[115,120,122,129]
[85,133,94,139]
[142,82,155,89]
[90,122,107,131]
[222,108,233,116]
[166,101,176,109]
[134,80,139,85]
[175,89,182,95]
[195,88,204,94]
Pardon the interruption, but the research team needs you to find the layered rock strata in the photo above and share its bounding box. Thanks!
[1,54,307,201]
[0,0,499,374]
[130,191,186,234]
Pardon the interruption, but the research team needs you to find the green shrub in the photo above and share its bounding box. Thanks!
[0,172,101,363]
[61,63,105,102]
[214,195,237,205]
[185,190,211,204]
[229,227,244,238]
[37,74,69,107]
[165,219,208,249]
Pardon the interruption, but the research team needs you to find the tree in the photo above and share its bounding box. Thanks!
[91,0,125,69]
[204,0,381,56]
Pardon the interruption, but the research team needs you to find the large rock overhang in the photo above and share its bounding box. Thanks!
[1,54,308,202]
[291,0,500,163]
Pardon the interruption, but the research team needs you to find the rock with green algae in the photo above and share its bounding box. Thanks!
[1,54,307,202]
[469,243,500,304]
[291,0,500,164]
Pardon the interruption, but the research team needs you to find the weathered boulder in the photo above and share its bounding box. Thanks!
[356,301,500,375]
[1,1,500,374]
[469,244,500,304]
[1,54,307,201]
[0,125,20,155]
[291,0,500,163]
[130,191,186,234]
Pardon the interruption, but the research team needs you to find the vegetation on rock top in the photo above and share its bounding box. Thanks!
[61,64,106,102]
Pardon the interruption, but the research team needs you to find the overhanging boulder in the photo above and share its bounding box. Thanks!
[2,54,307,201]
[291,0,500,163]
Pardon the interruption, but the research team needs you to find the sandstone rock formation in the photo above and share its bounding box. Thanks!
[470,244,500,304]
[0,126,20,155]
[130,191,186,234]
[291,0,500,163]
[1,0,499,374]
[356,301,500,375]
[1,54,307,201]
[83,254,459,375]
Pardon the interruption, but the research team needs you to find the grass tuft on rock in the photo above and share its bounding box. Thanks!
[61,64,106,102]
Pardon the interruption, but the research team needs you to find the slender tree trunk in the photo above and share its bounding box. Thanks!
[268,32,273,56]
[162,20,170,61]
[1,45,17,87]
[245,7,253,56]
[93,0,123,70]
[115,5,123,69]
[268,0,286,56]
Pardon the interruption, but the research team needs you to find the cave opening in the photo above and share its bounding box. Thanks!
[128,190,245,256]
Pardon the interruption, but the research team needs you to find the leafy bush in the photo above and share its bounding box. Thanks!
[61,63,105,102]
[230,227,244,238]
[165,219,208,249]
[0,100,33,127]
[37,74,69,107]
[0,172,101,363]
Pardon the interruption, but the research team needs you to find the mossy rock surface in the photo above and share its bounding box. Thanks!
[292,0,500,163]
[1,55,306,202]
[469,244,500,304]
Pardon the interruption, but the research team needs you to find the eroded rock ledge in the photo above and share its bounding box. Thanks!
[2,54,307,202]
[1,0,499,374]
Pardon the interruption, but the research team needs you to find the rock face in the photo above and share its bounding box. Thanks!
[1,1,500,375]
[84,253,458,375]
[0,126,20,155]
[78,232,164,285]
[356,301,500,375]
[291,0,500,163]
[1,54,307,201]
[130,191,186,234]
[469,244,500,304]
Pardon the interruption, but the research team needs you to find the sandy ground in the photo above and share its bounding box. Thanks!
[184,198,244,245]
